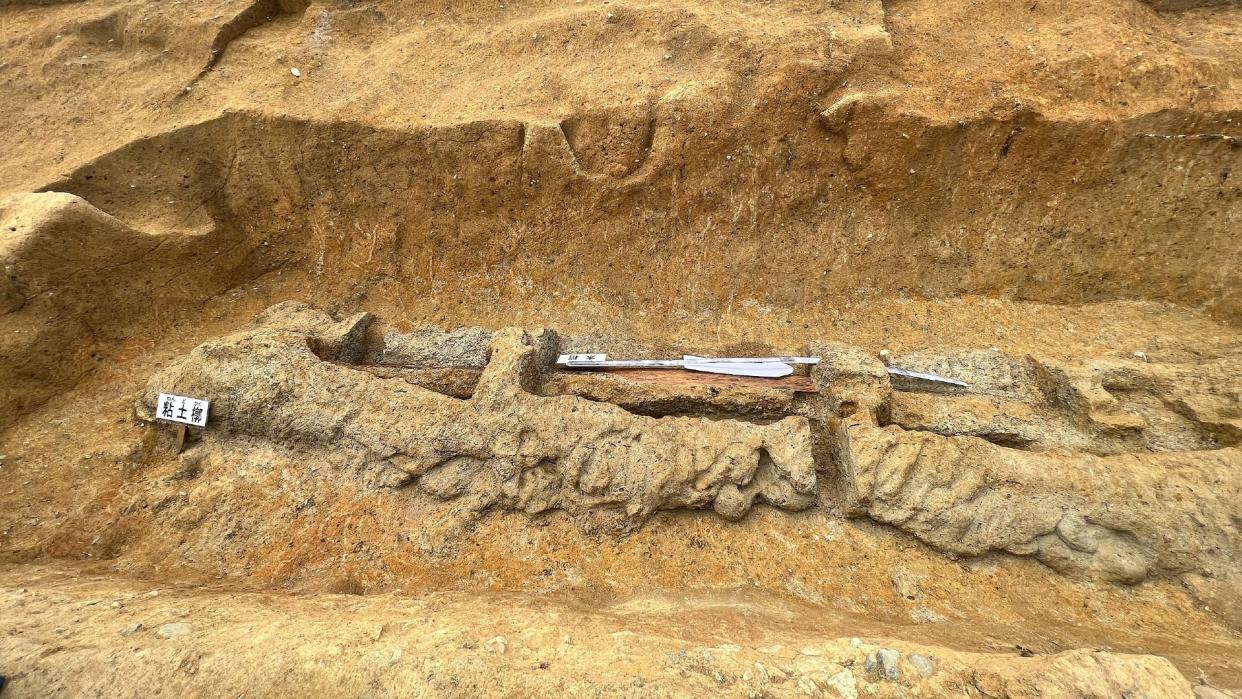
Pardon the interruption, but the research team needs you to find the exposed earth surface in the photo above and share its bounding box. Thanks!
[1,0,1241,696]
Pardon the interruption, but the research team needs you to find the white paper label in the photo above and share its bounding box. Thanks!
[155,393,210,427]
[557,354,608,365]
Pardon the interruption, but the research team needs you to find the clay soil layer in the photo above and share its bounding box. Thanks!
[1,0,1241,696]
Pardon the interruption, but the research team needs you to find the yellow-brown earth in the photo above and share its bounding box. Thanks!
[1,0,1240,696]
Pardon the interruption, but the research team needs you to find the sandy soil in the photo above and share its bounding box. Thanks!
[1,0,1240,696]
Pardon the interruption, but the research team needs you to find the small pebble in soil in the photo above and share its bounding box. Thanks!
[908,653,935,678]
[877,648,901,680]
[157,622,192,639]
[483,635,507,654]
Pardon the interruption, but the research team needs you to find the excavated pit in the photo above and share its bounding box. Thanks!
[2,0,1242,695]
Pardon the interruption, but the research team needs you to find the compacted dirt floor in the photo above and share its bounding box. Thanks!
[1,0,1240,696]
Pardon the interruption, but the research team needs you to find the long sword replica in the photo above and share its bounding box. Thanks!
[556,354,819,378]
[557,353,968,386]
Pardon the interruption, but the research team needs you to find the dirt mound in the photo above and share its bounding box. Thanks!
[2,0,1241,696]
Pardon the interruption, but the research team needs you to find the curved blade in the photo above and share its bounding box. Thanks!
[886,367,968,387]
[683,362,794,378]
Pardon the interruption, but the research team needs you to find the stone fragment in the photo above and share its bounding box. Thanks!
[907,653,935,678]
[826,669,859,699]
[876,648,901,680]
[483,635,507,654]
[157,623,192,639]
[890,569,923,601]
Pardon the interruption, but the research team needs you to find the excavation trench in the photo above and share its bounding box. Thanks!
[2,0,1242,692]
[38,108,1242,320]
[4,103,1238,430]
